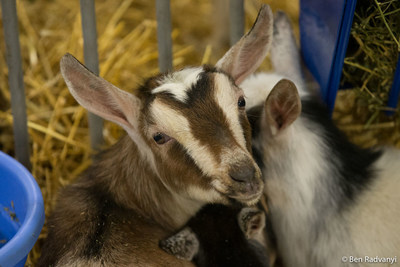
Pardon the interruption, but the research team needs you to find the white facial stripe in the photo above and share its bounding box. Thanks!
[214,73,247,149]
[152,83,188,102]
[152,67,203,102]
[150,100,219,176]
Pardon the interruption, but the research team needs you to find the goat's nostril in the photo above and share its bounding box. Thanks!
[229,165,256,183]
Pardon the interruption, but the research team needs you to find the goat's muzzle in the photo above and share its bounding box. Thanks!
[225,161,263,205]
[229,165,256,183]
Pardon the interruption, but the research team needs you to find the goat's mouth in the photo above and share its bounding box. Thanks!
[228,187,263,206]
[212,179,264,206]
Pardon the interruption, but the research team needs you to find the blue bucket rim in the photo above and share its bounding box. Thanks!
[0,151,45,267]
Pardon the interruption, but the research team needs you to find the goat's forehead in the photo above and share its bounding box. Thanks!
[147,68,242,130]
[151,67,204,102]
[150,67,238,103]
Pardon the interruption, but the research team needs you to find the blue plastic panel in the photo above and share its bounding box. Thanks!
[300,0,357,112]
[387,54,400,113]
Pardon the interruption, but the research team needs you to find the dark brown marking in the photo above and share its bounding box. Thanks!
[152,67,248,165]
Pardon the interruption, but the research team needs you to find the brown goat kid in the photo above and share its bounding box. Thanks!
[38,5,273,267]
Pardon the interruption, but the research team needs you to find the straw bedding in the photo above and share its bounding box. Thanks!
[336,0,400,148]
[0,0,398,265]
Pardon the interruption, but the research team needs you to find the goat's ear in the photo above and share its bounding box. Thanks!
[159,227,199,261]
[270,11,304,86]
[238,207,266,240]
[264,79,301,135]
[216,4,273,85]
[60,53,141,134]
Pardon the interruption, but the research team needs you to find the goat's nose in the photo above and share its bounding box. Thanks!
[229,165,256,183]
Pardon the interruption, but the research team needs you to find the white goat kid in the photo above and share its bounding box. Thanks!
[244,11,400,267]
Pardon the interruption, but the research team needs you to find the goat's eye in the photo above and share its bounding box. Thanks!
[153,132,171,145]
[238,96,246,109]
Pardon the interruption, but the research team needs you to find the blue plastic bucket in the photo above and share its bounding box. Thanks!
[0,151,44,267]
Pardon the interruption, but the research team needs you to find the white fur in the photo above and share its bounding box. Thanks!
[214,73,247,149]
[259,119,350,266]
[270,11,305,88]
[347,148,400,259]
[152,67,203,102]
[241,72,286,109]
[241,72,307,110]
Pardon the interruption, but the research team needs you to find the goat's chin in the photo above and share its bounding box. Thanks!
[230,182,264,205]
[214,187,263,206]
[230,191,263,206]
[210,177,264,206]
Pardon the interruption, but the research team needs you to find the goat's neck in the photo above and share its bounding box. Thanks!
[92,135,203,231]
[261,119,332,216]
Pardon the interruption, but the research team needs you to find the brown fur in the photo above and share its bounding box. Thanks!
[39,5,274,265]
[39,136,196,266]
[38,70,260,266]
